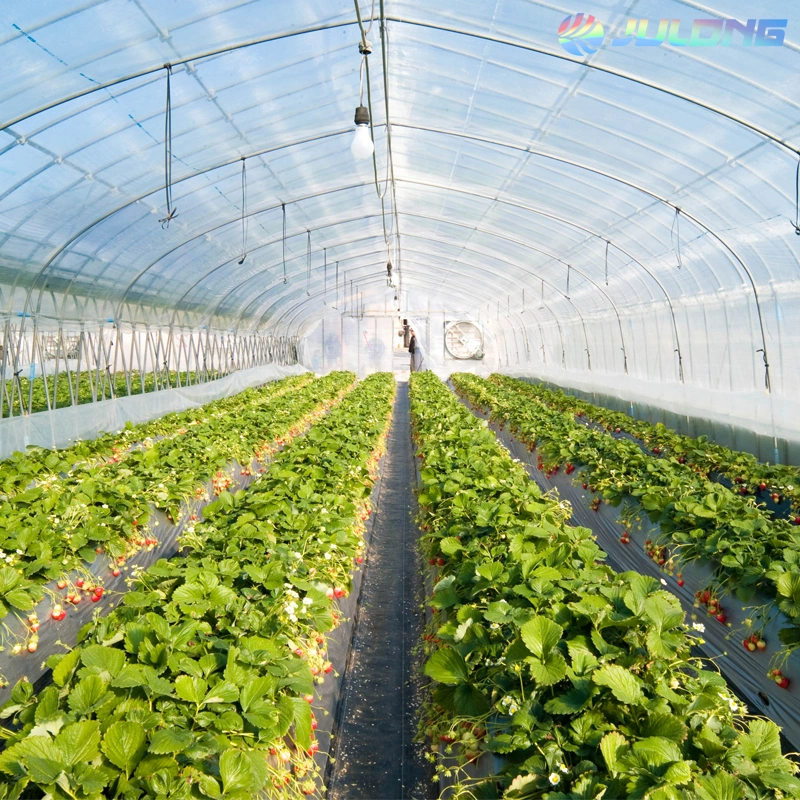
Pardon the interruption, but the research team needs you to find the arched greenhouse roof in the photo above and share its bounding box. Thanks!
[0,1,798,405]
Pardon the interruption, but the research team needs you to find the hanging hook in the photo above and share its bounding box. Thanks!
[756,348,772,391]
[159,64,178,228]
[671,207,683,268]
[794,156,800,236]
[674,348,684,383]
[281,204,287,284]
[237,157,247,264]
[306,230,311,296]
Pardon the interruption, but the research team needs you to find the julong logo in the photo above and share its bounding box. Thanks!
[558,13,605,55]
[558,14,787,53]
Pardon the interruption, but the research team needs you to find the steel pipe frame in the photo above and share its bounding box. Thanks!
[241,243,568,369]
[18,119,769,386]
[268,268,534,370]
[71,170,679,373]
[15,167,678,380]
[221,234,581,368]
[163,209,629,369]
[3,14,794,155]
[223,234,555,334]
[393,124,771,387]
[31,121,770,352]
[3,17,788,385]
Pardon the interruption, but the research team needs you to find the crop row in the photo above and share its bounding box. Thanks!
[0,372,395,800]
[502,377,800,516]
[0,373,352,633]
[409,371,798,800]
[452,374,800,654]
[0,374,315,495]
[2,370,223,418]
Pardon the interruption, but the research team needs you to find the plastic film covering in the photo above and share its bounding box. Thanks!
[0,1,798,434]
[0,362,307,458]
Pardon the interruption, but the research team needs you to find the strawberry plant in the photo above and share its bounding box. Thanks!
[410,372,799,800]
[453,374,800,656]
[0,374,349,634]
[0,373,313,497]
[494,377,800,518]
[0,373,395,799]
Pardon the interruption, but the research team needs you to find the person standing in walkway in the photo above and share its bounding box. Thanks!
[408,329,417,371]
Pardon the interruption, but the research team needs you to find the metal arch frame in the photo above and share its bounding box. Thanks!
[400,212,628,372]
[230,242,551,362]
[164,212,389,326]
[0,19,363,132]
[4,55,780,384]
[386,17,800,156]
[24,119,767,383]
[35,120,766,323]
[235,241,570,366]
[97,172,653,332]
[50,139,359,322]
[221,234,587,365]
[3,14,796,157]
[5,31,789,332]
[396,177,689,380]
[393,123,772,386]
[158,207,630,367]
[109,169,674,364]
[265,267,538,368]
[26,164,679,375]
[16,128,353,319]
[104,182,375,324]
[225,236,559,333]
[198,235,556,364]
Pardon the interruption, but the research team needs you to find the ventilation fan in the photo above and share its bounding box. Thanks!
[444,321,484,360]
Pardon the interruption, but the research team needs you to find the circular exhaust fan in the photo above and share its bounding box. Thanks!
[445,321,484,360]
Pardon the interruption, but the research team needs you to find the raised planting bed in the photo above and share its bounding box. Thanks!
[451,378,800,751]
[0,373,395,800]
[500,376,800,517]
[0,373,353,693]
[409,371,800,800]
[455,374,800,662]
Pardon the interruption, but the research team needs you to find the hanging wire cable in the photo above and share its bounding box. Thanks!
[566,265,571,299]
[671,207,684,269]
[159,64,178,228]
[604,239,609,285]
[237,157,248,264]
[281,203,287,284]
[306,230,311,296]
[354,0,397,261]
[333,261,339,309]
[323,247,327,305]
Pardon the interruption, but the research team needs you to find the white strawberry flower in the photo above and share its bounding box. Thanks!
[549,773,560,785]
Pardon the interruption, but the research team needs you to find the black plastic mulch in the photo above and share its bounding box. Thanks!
[327,381,435,800]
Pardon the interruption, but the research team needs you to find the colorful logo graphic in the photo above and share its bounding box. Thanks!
[557,14,787,54]
[558,14,605,55]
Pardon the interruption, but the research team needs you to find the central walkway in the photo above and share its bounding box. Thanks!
[327,380,434,799]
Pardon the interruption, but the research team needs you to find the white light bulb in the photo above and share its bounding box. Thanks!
[351,124,374,160]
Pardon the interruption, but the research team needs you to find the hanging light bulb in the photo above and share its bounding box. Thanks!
[351,105,374,160]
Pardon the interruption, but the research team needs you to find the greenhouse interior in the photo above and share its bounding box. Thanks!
[0,1,799,798]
